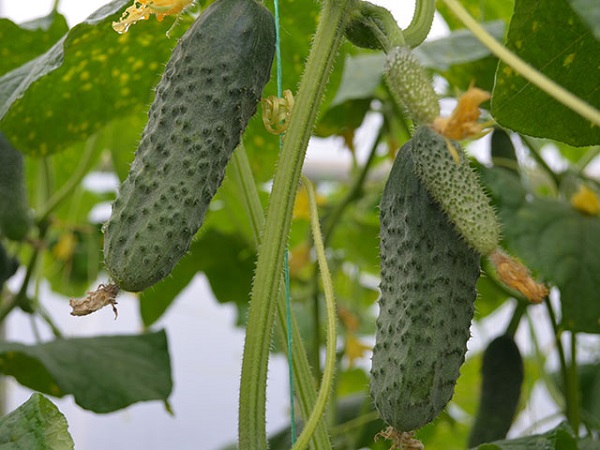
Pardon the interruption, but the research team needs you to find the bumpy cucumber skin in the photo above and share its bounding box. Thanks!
[103,0,275,292]
[371,142,481,432]
[408,126,500,255]
[0,132,31,241]
[384,47,440,125]
[468,335,523,447]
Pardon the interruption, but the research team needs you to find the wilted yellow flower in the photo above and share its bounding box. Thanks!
[433,86,492,141]
[489,249,548,304]
[113,0,194,34]
[570,184,600,216]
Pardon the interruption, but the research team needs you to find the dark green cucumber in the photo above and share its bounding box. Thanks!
[0,132,32,241]
[371,141,481,432]
[468,334,523,447]
[103,0,275,292]
[408,125,500,255]
[0,241,19,288]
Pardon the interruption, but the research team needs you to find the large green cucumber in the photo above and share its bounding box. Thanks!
[103,0,275,292]
[371,141,481,432]
[0,132,32,241]
[408,125,500,255]
[468,334,523,447]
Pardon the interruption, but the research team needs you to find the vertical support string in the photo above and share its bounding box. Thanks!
[273,0,297,443]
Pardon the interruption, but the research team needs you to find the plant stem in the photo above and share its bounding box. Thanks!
[403,0,435,48]
[323,125,382,245]
[568,332,581,435]
[237,0,357,436]
[230,146,332,449]
[37,135,98,223]
[0,221,49,322]
[238,0,355,443]
[291,177,337,450]
[440,0,600,127]
[544,298,577,430]
[504,300,527,338]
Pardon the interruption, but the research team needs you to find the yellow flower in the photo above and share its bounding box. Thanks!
[570,184,600,216]
[432,85,492,141]
[112,0,194,34]
[489,249,548,304]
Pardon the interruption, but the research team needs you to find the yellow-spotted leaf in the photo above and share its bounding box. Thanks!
[492,0,600,146]
[0,0,190,156]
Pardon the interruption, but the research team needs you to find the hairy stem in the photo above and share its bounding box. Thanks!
[230,146,332,449]
[404,0,435,48]
[291,177,337,450]
[237,0,356,446]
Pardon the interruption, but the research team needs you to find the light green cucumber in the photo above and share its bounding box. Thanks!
[0,132,32,241]
[384,46,439,125]
[408,125,500,255]
[103,0,275,292]
[371,141,481,432]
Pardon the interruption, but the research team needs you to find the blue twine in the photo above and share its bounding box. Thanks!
[273,0,297,443]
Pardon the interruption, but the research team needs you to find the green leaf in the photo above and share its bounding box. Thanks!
[414,21,505,71]
[316,53,385,138]
[567,0,600,40]
[492,0,600,146]
[0,13,69,77]
[0,331,172,413]
[140,228,255,327]
[0,393,74,450]
[0,0,187,157]
[476,421,577,449]
[437,0,515,31]
[481,167,600,333]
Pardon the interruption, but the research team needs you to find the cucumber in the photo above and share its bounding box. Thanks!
[468,334,523,447]
[0,242,19,288]
[384,47,439,125]
[371,140,481,432]
[407,125,500,255]
[0,132,32,241]
[103,0,275,292]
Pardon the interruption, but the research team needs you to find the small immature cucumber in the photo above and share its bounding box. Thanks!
[371,140,481,432]
[468,334,523,447]
[103,0,275,292]
[384,46,439,125]
[0,132,32,241]
[407,125,500,255]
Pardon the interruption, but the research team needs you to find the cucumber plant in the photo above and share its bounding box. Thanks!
[0,0,598,448]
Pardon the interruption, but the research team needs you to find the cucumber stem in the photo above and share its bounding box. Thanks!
[291,177,337,450]
[440,0,600,127]
[237,0,356,446]
[403,0,435,48]
[37,134,99,224]
[230,146,332,449]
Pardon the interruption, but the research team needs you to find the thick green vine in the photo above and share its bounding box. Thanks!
[230,146,332,449]
[237,0,357,447]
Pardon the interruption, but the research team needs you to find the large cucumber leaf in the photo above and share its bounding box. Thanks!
[0,393,74,450]
[476,421,577,449]
[481,167,600,333]
[0,330,172,413]
[0,0,186,157]
[140,228,256,327]
[492,0,600,146]
[0,13,69,77]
